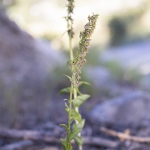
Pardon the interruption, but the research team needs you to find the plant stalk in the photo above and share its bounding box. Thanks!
[67,2,83,149]
[69,35,73,61]
[69,26,83,150]
[68,31,73,133]
[74,88,82,150]
[68,85,73,134]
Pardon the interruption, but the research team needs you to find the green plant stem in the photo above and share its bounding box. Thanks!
[69,35,73,61]
[68,9,83,149]
[68,84,73,134]
[66,35,73,144]
[74,88,82,150]
[69,30,83,150]
[66,84,73,149]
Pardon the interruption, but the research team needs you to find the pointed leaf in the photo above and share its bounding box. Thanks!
[79,81,91,86]
[73,94,90,107]
[66,143,72,150]
[74,136,83,146]
[63,74,72,81]
[60,138,72,150]
[76,88,83,95]
[68,119,85,142]
[65,103,69,112]
[68,127,82,142]
[59,87,71,94]
[60,138,67,150]
[60,124,68,131]
[67,60,72,66]
[71,110,82,123]
[72,119,85,130]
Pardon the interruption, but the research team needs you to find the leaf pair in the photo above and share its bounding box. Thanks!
[73,94,90,107]
[59,81,90,95]
[60,120,85,150]
[60,138,72,150]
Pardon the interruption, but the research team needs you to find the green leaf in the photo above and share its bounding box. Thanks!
[60,139,72,150]
[67,60,72,66]
[68,119,85,142]
[79,81,91,86]
[64,74,72,81]
[59,87,71,94]
[77,119,85,128]
[66,143,72,150]
[71,110,82,123]
[60,138,67,150]
[60,124,68,131]
[68,127,82,142]
[73,94,90,107]
[76,88,82,95]
[65,103,69,112]
[74,136,83,146]
[72,119,85,130]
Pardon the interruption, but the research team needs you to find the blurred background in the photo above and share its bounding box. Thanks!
[0,0,150,131]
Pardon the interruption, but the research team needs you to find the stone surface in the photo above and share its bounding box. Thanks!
[0,8,66,127]
[85,66,111,87]
[91,91,150,125]
[101,40,150,75]
[0,8,66,86]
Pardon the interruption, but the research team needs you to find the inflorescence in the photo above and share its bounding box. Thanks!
[65,0,75,38]
[71,14,99,87]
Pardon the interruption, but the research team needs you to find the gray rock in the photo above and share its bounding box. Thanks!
[91,91,150,125]
[0,8,66,127]
[85,66,132,97]
[85,66,111,88]
[140,74,150,90]
[101,41,150,75]
[0,8,66,86]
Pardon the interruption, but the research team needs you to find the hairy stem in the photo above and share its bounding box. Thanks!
[68,84,73,134]
[69,35,73,61]
[68,28,73,133]
[74,88,82,150]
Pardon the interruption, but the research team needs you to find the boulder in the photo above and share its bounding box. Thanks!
[0,8,66,127]
[85,66,111,88]
[91,91,150,125]
[0,8,66,86]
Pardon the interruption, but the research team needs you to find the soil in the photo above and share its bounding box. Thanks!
[1,92,150,150]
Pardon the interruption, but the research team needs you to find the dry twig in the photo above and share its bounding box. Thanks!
[0,127,118,148]
[100,127,150,143]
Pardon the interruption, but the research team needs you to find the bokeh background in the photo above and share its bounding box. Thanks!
[0,0,150,130]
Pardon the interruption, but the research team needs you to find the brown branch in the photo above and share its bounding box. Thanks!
[100,127,150,143]
[83,136,118,148]
[0,127,60,143]
[0,127,118,148]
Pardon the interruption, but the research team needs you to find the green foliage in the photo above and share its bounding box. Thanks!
[109,17,127,46]
[74,136,83,146]
[73,94,90,107]
[79,81,91,87]
[59,87,71,94]
[64,75,72,81]
[108,6,149,46]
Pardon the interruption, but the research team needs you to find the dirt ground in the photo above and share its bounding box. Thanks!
[1,92,150,150]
